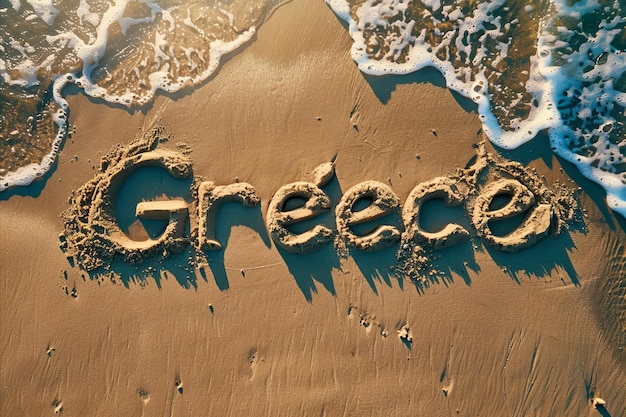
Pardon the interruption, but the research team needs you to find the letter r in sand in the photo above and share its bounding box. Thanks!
[196,181,261,251]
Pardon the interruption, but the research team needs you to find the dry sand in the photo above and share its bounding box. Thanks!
[1,1,625,416]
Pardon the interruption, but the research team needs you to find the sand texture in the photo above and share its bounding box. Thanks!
[1,1,625,416]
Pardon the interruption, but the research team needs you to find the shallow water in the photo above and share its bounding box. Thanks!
[1,0,625,218]
[0,0,277,189]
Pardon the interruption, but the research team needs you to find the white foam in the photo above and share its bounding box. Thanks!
[13,59,40,88]
[76,0,100,28]
[0,76,69,193]
[326,0,626,218]
[538,0,626,218]
[219,8,235,29]
[341,0,557,149]
[422,0,441,12]
[1,1,264,192]
[25,0,59,25]
[7,0,20,11]
[184,9,205,36]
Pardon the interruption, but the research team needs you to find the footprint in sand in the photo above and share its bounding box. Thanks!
[247,347,266,380]
[248,347,259,368]
[348,304,388,337]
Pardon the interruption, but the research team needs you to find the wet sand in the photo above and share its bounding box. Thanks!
[1,1,625,416]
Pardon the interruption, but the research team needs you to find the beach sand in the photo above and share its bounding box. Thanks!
[1,1,625,416]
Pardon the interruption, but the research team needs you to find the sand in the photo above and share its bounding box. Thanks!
[1,1,625,416]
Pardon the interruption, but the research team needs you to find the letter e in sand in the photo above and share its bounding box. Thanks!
[266,182,334,254]
[336,181,401,251]
[471,178,552,252]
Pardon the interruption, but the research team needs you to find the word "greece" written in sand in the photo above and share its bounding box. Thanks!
[60,129,580,277]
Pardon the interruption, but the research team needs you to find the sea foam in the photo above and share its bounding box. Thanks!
[326,0,625,218]
[0,0,275,192]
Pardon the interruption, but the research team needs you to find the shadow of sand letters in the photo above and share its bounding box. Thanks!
[59,130,587,299]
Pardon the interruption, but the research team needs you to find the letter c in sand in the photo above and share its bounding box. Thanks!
[401,177,469,249]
